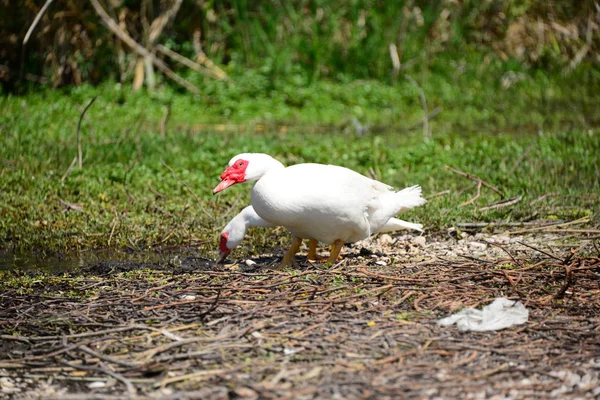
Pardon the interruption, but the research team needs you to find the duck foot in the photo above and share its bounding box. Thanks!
[307,239,327,262]
[307,239,343,262]
[327,240,344,264]
[278,236,303,269]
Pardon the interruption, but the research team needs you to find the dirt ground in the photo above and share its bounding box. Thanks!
[1,230,599,399]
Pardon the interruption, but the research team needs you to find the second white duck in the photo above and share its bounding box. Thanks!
[217,205,424,263]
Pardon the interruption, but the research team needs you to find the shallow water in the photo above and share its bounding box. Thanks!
[0,247,211,272]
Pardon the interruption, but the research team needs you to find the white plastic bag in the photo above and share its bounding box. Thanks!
[438,297,528,332]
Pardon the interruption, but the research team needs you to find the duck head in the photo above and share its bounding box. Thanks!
[216,205,271,263]
[213,153,284,194]
[216,231,238,263]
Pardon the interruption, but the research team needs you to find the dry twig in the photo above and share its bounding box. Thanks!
[76,96,97,170]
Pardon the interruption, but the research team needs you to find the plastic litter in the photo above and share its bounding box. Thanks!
[438,297,528,332]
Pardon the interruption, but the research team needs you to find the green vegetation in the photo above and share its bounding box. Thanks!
[1,1,599,259]
[1,65,598,258]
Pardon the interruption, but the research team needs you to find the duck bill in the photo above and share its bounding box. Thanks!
[213,178,235,194]
[216,250,230,264]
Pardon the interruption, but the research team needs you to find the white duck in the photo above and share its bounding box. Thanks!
[217,205,424,263]
[213,153,426,267]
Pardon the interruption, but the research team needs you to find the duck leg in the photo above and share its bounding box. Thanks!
[307,239,328,261]
[327,239,344,264]
[280,236,303,268]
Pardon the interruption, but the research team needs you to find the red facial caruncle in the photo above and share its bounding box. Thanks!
[216,232,230,263]
[219,232,230,253]
[213,159,249,194]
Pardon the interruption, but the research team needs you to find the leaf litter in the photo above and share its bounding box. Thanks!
[1,231,599,399]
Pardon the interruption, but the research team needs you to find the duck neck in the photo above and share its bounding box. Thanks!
[246,156,285,182]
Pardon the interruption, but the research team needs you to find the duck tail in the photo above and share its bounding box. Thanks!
[395,185,427,212]
[379,217,424,233]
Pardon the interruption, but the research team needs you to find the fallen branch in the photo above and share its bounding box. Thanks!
[444,165,503,197]
[89,0,200,95]
[156,44,221,80]
[147,0,183,45]
[480,196,523,212]
[508,216,591,235]
[192,29,229,80]
[457,220,566,230]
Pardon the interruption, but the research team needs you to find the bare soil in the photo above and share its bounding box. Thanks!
[1,232,599,399]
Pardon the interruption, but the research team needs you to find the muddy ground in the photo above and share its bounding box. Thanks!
[1,230,599,399]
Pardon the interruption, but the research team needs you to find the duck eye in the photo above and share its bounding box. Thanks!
[238,162,243,166]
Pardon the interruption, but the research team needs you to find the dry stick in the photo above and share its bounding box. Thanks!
[461,180,482,207]
[508,216,591,235]
[58,198,85,212]
[484,240,522,267]
[148,182,166,199]
[156,44,220,79]
[76,96,97,169]
[457,221,565,229]
[515,241,562,261]
[444,165,503,196]
[147,0,183,45]
[480,195,523,212]
[79,345,140,369]
[192,29,229,80]
[21,0,55,80]
[554,265,574,300]
[23,0,55,45]
[89,0,200,95]
[140,0,183,90]
[539,228,600,234]
[161,160,213,219]
[60,156,77,182]
[426,189,450,200]
[405,74,431,139]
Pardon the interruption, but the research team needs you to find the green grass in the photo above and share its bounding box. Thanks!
[1,65,599,258]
